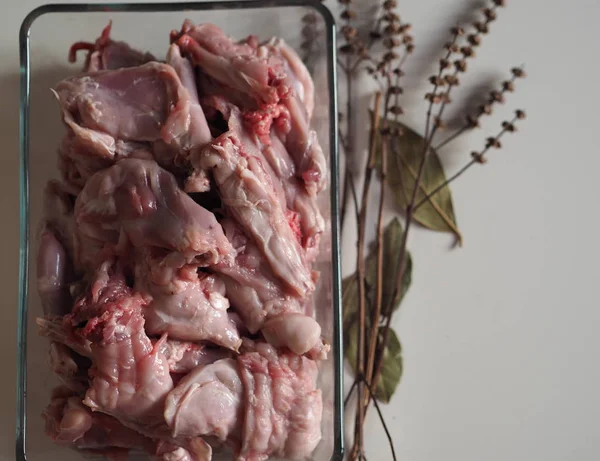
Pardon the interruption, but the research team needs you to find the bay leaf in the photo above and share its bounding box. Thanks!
[379,122,462,244]
[344,323,403,404]
[373,327,403,403]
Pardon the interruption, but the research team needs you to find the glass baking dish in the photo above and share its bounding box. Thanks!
[16,2,342,460]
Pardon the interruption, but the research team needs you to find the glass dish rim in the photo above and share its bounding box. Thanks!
[16,2,342,460]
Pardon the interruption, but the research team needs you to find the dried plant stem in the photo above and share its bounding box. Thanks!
[415,113,521,210]
[362,376,398,461]
[434,124,469,150]
[352,92,383,461]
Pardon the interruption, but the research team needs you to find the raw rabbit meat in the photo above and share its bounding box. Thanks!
[36,20,330,461]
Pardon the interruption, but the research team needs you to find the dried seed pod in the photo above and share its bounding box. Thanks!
[393,68,405,76]
[471,151,487,164]
[399,23,412,33]
[511,67,526,78]
[441,94,452,104]
[489,91,505,103]
[468,34,482,46]
[342,25,357,40]
[383,37,400,49]
[486,137,502,148]
[482,8,497,21]
[451,26,465,36]
[445,42,459,52]
[383,51,399,62]
[434,117,446,128]
[402,34,414,44]
[370,30,382,40]
[444,74,459,85]
[341,9,357,20]
[502,80,515,92]
[366,66,375,74]
[466,115,480,128]
[429,75,446,86]
[479,104,493,115]
[454,59,467,72]
[493,0,506,6]
[439,58,450,69]
[473,21,489,34]
[389,86,403,94]
[406,43,415,53]
[384,24,401,35]
[515,109,526,119]
[502,121,517,132]
[383,0,398,9]
[461,46,475,58]
[389,105,404,115]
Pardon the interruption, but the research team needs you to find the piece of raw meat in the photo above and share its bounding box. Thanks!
[236,342,322,460]
[136,250,241,350]
[156,339,231,375]
[54,61,211,183]
[192,102,313,297]
[43,387,155,453]
[49,342,90,394]
[175,21,327,195]
[69,21,156,72]
[74,158,233,270]
[80,296,174,429]
[37,226,74,316]
[164,358,243,442]
[153,43,212,185]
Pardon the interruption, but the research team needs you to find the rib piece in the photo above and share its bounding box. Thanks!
[136,250,241,350]
[74,159,233,270]
[236,342,322,461]
[69,21,156,72]
[192,102,313,297]
[164,358,243,442]
[80,295,174,429]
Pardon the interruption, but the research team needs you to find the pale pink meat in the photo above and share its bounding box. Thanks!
[43,388,155,453]
[37,227,73,316]
[39,22,328,461]
[192,103,313,297]
[80,298,174,428]
[155,339,231,375]
[236,342,322,461]
[164,358,243,441]
[136,251,241,350]
[74,158,233,270]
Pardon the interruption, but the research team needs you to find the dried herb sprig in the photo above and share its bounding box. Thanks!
[317,1,526,460]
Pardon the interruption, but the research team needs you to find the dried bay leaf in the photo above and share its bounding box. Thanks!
[379,122,462,244]
[344,323,403,404]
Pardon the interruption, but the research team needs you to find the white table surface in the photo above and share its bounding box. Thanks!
[0,0,598,460]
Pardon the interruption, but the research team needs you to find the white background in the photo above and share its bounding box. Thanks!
[0,1,598,461]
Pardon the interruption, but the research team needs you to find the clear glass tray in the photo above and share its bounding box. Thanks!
[17,2,342,460]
